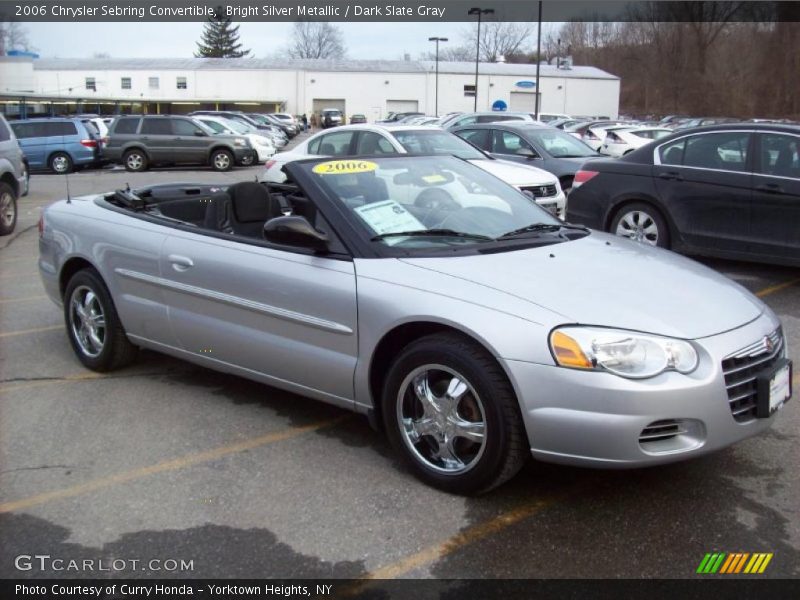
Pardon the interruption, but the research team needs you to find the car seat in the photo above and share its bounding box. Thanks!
[225,181,286,237]
[319,143,336,156]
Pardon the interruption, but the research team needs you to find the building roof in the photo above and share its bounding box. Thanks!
[30,57,618,80]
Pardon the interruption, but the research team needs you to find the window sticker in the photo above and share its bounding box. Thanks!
[354,200,425,236]
[422,174,447,184]
[312,160,378,175]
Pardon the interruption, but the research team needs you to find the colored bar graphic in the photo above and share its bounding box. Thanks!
[699,552,773,574]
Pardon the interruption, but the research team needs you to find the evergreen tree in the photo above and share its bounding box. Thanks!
[195,15,250,58]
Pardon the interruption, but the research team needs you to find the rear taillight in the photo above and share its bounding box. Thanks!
[80,139,97,148]
[265,160,277,170]
[572,170,600,190]
[38,213,44,238]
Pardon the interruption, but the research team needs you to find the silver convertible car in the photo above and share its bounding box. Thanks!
[39,155,792,494]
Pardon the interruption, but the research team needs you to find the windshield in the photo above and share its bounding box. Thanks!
[200,120,227,134]
[391,130,485,160]
[300,155,561,249]
[523,128,597,158]
[218,118,251,134]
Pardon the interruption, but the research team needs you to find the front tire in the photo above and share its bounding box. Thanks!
[211,149,234,172]
[610,202,670,248]
[64,269,138,371]
[382,333,528,494]
[0,182,17,236]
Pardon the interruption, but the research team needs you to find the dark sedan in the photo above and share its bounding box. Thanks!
[451,122,601,193]
[566,123,800,266]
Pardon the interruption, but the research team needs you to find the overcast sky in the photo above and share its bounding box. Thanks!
[25,22,479,60]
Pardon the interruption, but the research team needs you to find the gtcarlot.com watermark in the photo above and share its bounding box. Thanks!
[14,554,194,573]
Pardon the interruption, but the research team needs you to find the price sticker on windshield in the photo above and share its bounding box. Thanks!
[312,160,378,175]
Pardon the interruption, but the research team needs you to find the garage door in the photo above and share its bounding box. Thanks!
[509,92,540,112]
[312,98,346,117]
[386,100,419,115]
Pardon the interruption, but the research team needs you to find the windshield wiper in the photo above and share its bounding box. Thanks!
[371,229,493,242]
[496,222,589,240]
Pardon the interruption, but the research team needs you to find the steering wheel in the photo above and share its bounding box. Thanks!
[414,188,460,212]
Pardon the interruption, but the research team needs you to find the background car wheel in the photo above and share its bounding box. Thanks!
[0,182,17,236]
[49,152,73,174]
[211,149,234,172]
[610,202,670,248]
[21,162,30,196]
[382,332,528,494]
[123,150,148,172]
[64,268,138,372]
[240,153,255,167]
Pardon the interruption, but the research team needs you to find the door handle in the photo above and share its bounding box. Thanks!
[756,183,783,194]
[658,171,684,181]
[168,254,194,271]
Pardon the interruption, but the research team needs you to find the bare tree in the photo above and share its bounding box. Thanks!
[461,21,533,62]
[0,20,34,55]
[286,22,346,59]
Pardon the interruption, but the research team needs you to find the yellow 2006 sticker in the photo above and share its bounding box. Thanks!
[312,160,378,175]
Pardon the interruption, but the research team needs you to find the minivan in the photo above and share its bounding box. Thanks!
[9,118,101,174]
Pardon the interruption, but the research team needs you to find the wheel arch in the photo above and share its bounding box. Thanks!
[209,145,234,157]
[0,170,19,197]
[59,256,99,300]
[122,145,150,159]
[366,320,516,432]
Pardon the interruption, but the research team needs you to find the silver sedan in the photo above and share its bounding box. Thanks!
[39,155,792,494]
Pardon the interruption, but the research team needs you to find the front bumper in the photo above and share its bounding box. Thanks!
[253,144,276,162]
[503,311,787,468]
[534,190,567,219]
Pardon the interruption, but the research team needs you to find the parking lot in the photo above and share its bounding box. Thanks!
[1,153,799,581]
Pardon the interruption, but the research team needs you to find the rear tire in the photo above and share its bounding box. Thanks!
[610,202,670,248]
[0,182,17,236]
[64,268,138,372]
[382,333,528,494]
[49,152,73,174]
[123,149,148,172]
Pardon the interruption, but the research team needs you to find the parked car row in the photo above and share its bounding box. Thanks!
[5,111,300,174]
[0,114,29,236]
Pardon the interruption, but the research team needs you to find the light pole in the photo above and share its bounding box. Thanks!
[468,7,494,111]
[428,36,448,117]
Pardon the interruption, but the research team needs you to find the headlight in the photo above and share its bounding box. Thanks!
[233,138,248,147]
[549,326,698,379]
[254,136,270,146]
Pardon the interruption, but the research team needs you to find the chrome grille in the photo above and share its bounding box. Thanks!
[722,328,784,422]
[521,184,558,198]
[639,419,687,443]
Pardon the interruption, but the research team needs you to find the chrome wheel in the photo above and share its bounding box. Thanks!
[51,155,70,174]
[0,190,15,229]
[68,285,107,358]
[213,152,232,170]
[396,365,487,474]
[616,210,659,246]
[126,153,144,171]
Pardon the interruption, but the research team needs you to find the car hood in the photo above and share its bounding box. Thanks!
[468,159,557,186]
[399,233,764,339]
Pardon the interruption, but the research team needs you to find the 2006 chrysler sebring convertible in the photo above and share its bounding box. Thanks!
[39,155,792,493]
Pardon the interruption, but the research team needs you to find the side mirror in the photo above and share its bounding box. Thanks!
[263,216,329,251]
[194,130,207,137]
[516,147,536,159]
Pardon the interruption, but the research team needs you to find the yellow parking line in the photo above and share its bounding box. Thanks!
[0,416,347,514]
[0,324,62,338]
[756,277,800,298]
[350,493,566,588]
[0,294,48,304]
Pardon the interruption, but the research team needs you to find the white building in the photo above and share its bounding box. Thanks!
[0,56,620,120]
